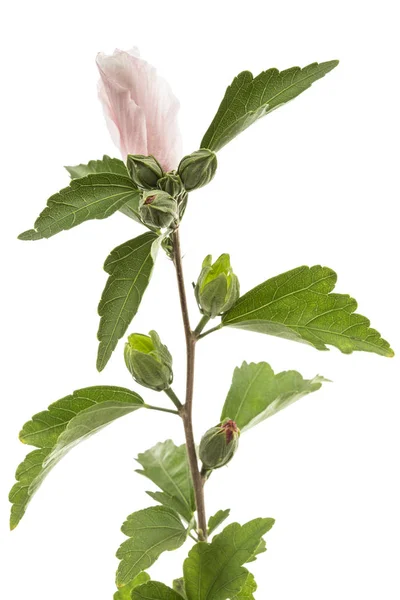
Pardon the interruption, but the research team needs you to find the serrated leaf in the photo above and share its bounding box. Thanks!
[65,156,143,224]
[221,361,324,432]
[97,232,159,371]
[172,578,187,598]
[183,518,274,600]
[208,509,230,536]
[136,440,195,523]
[132,581,182,600]
[18,173,140,240]
[65,155,129,179]
[114,572,150,600]
[222,265,394,357]
[201,60,339,152]
[232,572,257,599]
[116,506,187,586]
[246,538,267,563]
[9,386,144,529]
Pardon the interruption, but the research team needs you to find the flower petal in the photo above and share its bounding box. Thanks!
[97,49,181,171]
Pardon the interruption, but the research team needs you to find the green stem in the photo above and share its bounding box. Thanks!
[197,323,223,340]
[194,315,211,337]
[165,387,184,410]
[143,404,179,416]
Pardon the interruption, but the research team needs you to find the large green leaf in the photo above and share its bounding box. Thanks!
[116,506,187,586]
[65,155,129,179]
[183,518,274,600]
[132,582,182,600]
[136,440,195,523]
[18,173,140,240]
[221,361,324,431]
[9,386,144,529]
[97,232,159,371]
[201,61,338,152]
[65,156,142,224]
[208,509,230,536]
[114,572,150,600]
[222,265,394,357]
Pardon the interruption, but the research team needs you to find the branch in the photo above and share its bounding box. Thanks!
[172,228,208,541]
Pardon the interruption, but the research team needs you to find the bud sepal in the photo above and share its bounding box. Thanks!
[178,148,217,191]
[195,254,240,318]
[124,331,173,391]
[139,190,178,230]
[127,154,164,189]
[199,419,240,471]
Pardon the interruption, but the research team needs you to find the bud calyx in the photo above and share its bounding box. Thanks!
[178,148,217,191]
[139,189,178,230]
[199,419,240,470]
[124,330,173,391]
[127,154,164,189]
[195,254,240,318]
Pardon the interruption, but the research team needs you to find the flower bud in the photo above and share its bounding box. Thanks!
[127,154,164,189]
[178,148,217,191]
[157,172,185,199]
[139,190,178,230]
[124,331,173,391]
[195,254,240,318]
[199,419,240,470]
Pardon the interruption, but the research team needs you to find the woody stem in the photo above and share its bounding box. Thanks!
[172,228,208,542]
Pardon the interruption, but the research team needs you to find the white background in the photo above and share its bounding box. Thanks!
[1,1,399,598]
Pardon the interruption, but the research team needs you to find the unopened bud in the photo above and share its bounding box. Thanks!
[139,190,178,230]
[199,419,240,470]
[178,149,217,191]
[195,254,240,318]
[124,331,173,391]
[127,154,164,189]
[157,173,185,199]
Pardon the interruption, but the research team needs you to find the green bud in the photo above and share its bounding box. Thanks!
[178,148,217,191]
[139,190,178,230]
[157,172,185,199]
[124,331,173,391]
[199,419,240,470]
[127,154,164,189]
[195,254,240,318]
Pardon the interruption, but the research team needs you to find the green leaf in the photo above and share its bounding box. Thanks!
[232,572,257,599]
[114,572,151,600]
[208,509,230,536]
[183,518,274,600]
[18,173,140,240]
[132,582,183,600]
[97,232,159,371]
[172,578,187,598]
[65,155,129,179]
[116,506,187,586]
[221,361,324,432]
[64,156,143,224]
[222,265,394,357]
[9,386,144,529]
[246,538,267,563]
[201,60,339,152]
[136,440,195,523]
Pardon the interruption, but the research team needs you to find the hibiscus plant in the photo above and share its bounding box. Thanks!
[9,48,394,599]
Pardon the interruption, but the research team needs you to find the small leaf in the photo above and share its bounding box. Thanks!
[97,232,159,371]
[9,386,144,529]
[146,491,194,525]
[232,572,257,599]
[172,578,187,598]
[208,509,230,536]
[65,155,129,179]
[136,440,195,523]
[246,538,267,563]
[222,265,394,357]
[116,506,187,586]
[221,361,324,432]
[132,581,183,600]
[114,572,150,600]
[18,173,140,240]
[183,518,274,600]
[201,61,339,151]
